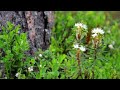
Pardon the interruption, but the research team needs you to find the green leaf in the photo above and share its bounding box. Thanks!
[7,21,14,31]
[35,73,40,79]
[19,74,26,79]
[30,58,35,65]
[60,74,65,79]
[52,59,56,64]
[52,64,59,71]
[47,72,52,79]
[54,71,59,77]
[58,54,66,64]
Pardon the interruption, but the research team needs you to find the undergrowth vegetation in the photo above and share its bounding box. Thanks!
[0,11,120,79]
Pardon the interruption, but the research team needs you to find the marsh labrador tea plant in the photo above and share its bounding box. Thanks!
[0,11,120,79]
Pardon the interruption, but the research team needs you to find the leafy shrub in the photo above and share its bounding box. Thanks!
[0,21,30,78]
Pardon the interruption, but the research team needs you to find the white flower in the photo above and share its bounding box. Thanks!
[4,77,7,79]
[34,56,37,59]
[75,22,87,29]
[28,66,33,72]
[92,33,98,38]
[15,72,20,77]
[39,54,42,57]
[79,45,86,52]
[108,44,114,49]
[107,30,111,33]
[112,41,115,45]
[18,31,20,34]
[92,28,104,35]
[40,65,42,68]
[73,43,79,49]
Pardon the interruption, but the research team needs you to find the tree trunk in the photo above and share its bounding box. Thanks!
[0,11,54,54]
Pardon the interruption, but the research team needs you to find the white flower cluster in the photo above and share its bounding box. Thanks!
[92,28,104,34]
[91,28,104,38]
[40,65,42,68]
[4,77,7,79]
[75,22,87,30]
[15,72,20,77]
[79,45,86,52]
[39,54,42,57]
[108,41,115,49]
[28,66,33,72]
[73,43,86,52]
[108,44,114,49]
[73,43,79,49]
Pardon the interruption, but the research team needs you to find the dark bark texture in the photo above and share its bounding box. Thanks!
[0,11,54,53]
[0,11,54,78]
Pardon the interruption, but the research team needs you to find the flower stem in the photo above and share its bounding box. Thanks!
[94,47,97,61]
[94,43,97,61]
[76,49,83,79]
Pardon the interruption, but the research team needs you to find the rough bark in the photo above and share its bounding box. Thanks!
[0,11,54,54]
